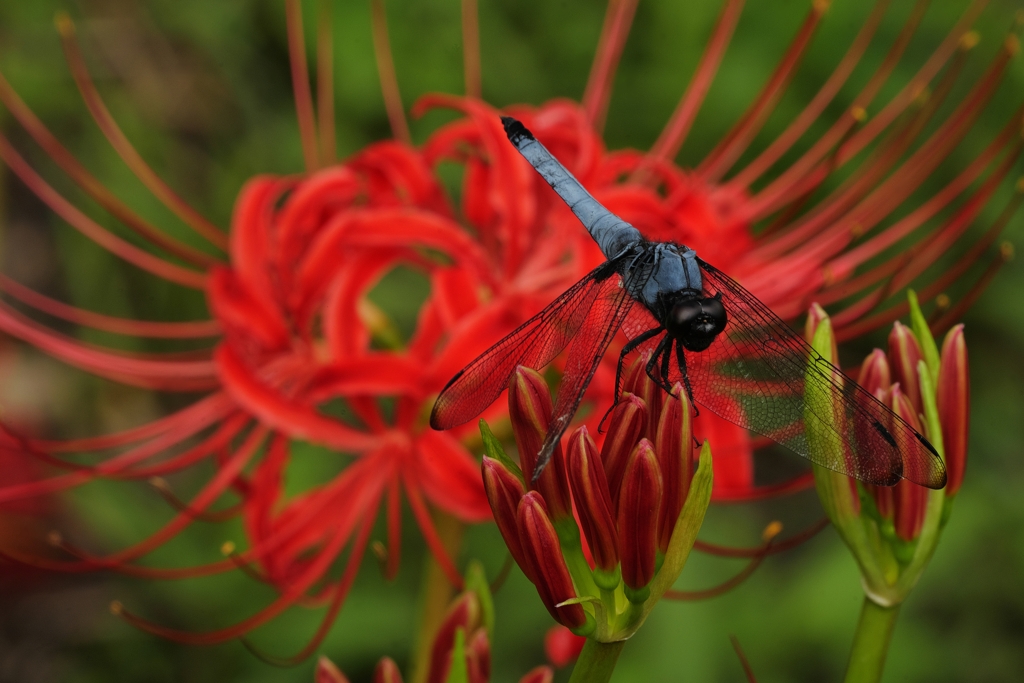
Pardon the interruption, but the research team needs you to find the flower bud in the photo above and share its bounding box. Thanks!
[600,393,646,510]
[373,658,402,683]
[937,325,969,496]
[509,367,572,520]
[888,321,924,414]
[427,592,482,683]
[516,492,589,631]
[891,386,927,542]
[857,348,891,397]
[466,629,491,683]
[544,625,586,668]
[481,457,528,574]
[518,666,555,683]
[654,384,693,553]
[805,303,838,362]
[616,439,663,600]
[566,427,619,574]
[626,355,663,442]
[317,657,351,683]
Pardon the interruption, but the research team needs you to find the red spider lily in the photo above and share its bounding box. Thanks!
[0,0,1016,653]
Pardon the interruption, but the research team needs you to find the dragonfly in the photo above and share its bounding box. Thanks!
[430,116,947,490]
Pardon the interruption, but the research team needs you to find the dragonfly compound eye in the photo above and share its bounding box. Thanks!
[670,296,727,352]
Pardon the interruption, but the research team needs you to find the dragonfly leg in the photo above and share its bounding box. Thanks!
[645,336,670,390]
[660,339,673,392]
[599,327,663,432]
[675,338,700,418]
[614,327,663,401]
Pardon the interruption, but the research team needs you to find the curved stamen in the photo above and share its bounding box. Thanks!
[712,471,816,502]
[56,14,228,249]
[370,0,411,144]
[317,0,336,165]
[833,178,1022,341]
[403,471,464,588]
[698,0,829,182]
[0,71,223,266]
[665,522,782,600]
[0,300,218,391]
[239,514,374,664]
[732,0,890,188]
[286,0,320,171]
[730,635,759,683]
[0,133,208,289]
[745,1,982,221]
[583,0,640,132]
[0,274,220,339]
[149,477,243,522]
[930,242,1013,333]
[461,0,481,99]
[695,516,829,557]
[33,392,234,454]
[642,0,744,170]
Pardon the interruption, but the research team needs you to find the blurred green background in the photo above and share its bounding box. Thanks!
[1,1,1023,681]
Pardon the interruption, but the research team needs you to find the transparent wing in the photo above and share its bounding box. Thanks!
[684,258,947,488]
[430,261,630,436]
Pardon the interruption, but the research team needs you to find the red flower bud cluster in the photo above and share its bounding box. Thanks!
[856,322,969,542]
[483,362,696,630]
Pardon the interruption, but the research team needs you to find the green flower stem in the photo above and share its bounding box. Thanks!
[844,596,901,683]
[568,638,626,683]
[410,512,465,683]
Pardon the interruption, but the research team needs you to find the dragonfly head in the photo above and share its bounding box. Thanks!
[666,292,727,352]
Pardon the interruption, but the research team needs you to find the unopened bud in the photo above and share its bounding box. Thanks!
[516,492,589,630]
[466,629,491,683]
[566,427,619,575]
[373,657,402,683]
[937,325,969,496]
[617,439,664,600]
[654,384,693,553]
[428,592,482,683]
[601,393,647,511]
[316,656,351,683]
[625,353,663,442]
[518,666,555,683]
[858,349,891,397]
[509,367,572,519]
[482,457,528,573]
[888,321,924,414]
[891,387,927,542]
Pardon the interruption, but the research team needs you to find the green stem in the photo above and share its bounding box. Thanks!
[844,596,901,683]
[568,639,626,683]
[409,511,465,683]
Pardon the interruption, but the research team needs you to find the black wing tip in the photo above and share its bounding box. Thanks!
[501,116,535,145]
[913,431,948,490]
[428,404,445,431]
